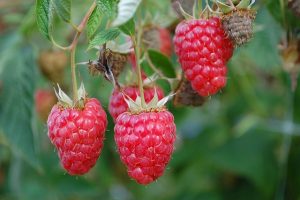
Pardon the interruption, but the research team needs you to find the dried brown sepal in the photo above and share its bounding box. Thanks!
[221,9,256,46]
[88,48,128,78]
[288,0,300,18]
[104,49,128,77]
[173,76,206,107]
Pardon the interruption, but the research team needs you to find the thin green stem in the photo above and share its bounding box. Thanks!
[279,0,287,30]
[275,75,295,200]
[70,43,78,103]
[68,1,97,104]
[51,37,69,51]
[133,28,146,108]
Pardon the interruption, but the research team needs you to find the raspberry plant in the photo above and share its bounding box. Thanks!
[1,0,300,199]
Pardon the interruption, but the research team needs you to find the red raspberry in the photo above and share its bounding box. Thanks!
[47,98,107,175]
[114,109,176,185]
[174,17,233,96]
[109,86,164,121]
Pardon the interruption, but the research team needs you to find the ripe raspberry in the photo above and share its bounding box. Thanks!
[221,10,256,46]
[114,109,176,185]
[35,89,57,122]
[174,17,233,96]
[47,98,107,175]
[109,86,164,121]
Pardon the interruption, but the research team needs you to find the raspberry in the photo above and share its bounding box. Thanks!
[35,89,57,122]
[174,17,233,96]
[47,98,107,175]
[109,86,164,121]
[221,10,256,46]
[114,109,176,185]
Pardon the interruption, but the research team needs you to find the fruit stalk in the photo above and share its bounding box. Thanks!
[132,27,146,108]
[68,2,97,103]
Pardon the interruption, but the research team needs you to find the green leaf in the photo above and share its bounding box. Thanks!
[36,0,55,40]
[238,7,282,69]
[211,131,279,198]
[147,49,176,78]
[112,0,142,27]
[88,28,121,50]
[0,42,39,169]
[96,0,118,17]
[87,6,102,39]
[53,0,71,23]
[118,18,135,36]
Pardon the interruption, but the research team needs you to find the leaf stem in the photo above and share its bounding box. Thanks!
[275,75,295,200]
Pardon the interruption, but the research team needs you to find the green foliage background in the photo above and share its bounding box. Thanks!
[0,0,300,199]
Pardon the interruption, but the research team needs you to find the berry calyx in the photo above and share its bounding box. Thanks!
[174,17,233,97]
[47,84,107,175]
[217,0,256,46]
[109,85,164,121]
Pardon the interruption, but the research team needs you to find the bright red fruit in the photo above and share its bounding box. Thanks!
[174,17,233,96]
[47,98,107,175]
[109,86,164,121]
[114,109,176,185]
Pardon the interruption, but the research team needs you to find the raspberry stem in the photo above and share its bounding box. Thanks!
[132,27,146,108]
[49,2,96,105]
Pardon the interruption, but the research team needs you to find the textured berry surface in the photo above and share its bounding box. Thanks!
[114,110,176,185]
[222,10,256,46]
[174,17,233,96]
[109,86,164,121]
[47,98,107,175]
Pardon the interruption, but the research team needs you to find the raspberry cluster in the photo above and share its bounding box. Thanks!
[109,85,164,121]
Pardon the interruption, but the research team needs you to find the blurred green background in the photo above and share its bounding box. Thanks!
[1,0,300,199]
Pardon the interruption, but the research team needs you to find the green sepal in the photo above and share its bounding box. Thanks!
[216,0,234,14]
[236,0,252,9]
